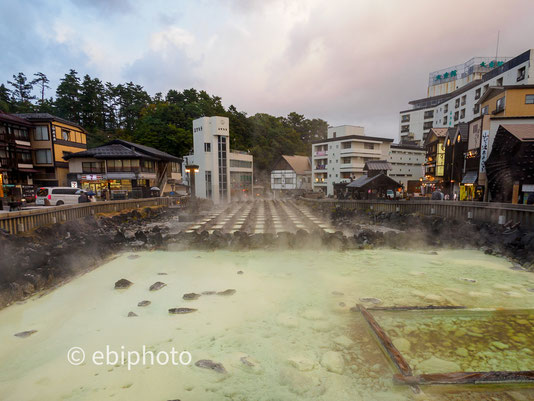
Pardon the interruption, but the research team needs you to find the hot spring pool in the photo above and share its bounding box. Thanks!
[1,249,534,400]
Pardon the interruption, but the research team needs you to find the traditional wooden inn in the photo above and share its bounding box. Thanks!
[64,139,182,199]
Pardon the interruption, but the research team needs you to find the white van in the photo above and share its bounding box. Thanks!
[36,187,85,206]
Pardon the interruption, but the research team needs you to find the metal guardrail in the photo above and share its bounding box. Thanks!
[0,197,175,235]
[300,198,534,229]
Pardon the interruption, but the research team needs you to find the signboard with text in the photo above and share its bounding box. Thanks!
[479,130,490,173]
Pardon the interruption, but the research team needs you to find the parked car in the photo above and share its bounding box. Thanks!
[36,187,85,206]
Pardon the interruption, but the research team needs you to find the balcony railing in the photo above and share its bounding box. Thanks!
[314,151,327,157]
[314,165,327,170]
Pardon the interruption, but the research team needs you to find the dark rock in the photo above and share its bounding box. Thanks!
[202,291,216,295]
[157,272,168,275]
[134,230,148,243]
[217,289,236,296]
[169,308,197,314]
[138,300,151,307]
[127,254,140,260]
[127,311,138,317]
[149,282,167,291]
[237,270,244,275]
[194,359,227,373]
[359,297,382,304]
[14,330,37,338]
[183,293,201,300]
[331,291,344,296]
[115,279,133,289]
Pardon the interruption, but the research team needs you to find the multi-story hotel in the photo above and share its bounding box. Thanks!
[387,143,425,190]
[183,116,253,204]
[399,49,534,146]
[311,125,392,195]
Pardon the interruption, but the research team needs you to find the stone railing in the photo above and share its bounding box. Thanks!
[0,197,176,235]
[300,198,534,229]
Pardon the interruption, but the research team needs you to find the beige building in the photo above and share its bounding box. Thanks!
[311,125,392,195]
[387,144,425,189]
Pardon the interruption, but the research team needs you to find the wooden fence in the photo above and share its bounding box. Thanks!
[300,198,534,229]
[0,197,175,235]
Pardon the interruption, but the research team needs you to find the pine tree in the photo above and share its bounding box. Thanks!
[55,69,82,123]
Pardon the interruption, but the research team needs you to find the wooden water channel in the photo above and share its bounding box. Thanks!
[184,199,336,234]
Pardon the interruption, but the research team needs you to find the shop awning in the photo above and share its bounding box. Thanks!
[461,170,478,184]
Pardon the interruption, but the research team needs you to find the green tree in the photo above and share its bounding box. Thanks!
[80,74,106,130]
[32,72,50,103]
[0,84,11,112]
[55,69,82,123]
[7,73,35,112]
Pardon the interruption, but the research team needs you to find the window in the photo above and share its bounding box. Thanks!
[273,177,282,184]
[61,129,70,141]
[443,116,448,125]
[205,171,212,199]
[483,84,489,93]
[16,150,32,164]
[218,136,227,199]
[229,159,252,168]
[401,125,409,133]
[444,104,448,113]
[424,110,434,119]
[35,149,53,164]
[423,121,433,129]
[52,188,78,195]
[481,105,489,115]
[13,128,29,141]
[475,88,481,100]
[473,104,480,114]
[285,177,294,184]
[495,96,505,112]
[401,115,410,122]
[525,94,534,104]
[82,161,104,173]
[454,111,459,121]
[518,67,526,82]
[204,143,211,152]
[34,125,49,141]
[461,95,466,106]
[341,157,351,164]
[496,78,503,86]
[141,160,154,172]
[455,99,460,108]
[460,109,465,119]
[364,143,375,150]
[341,142,351,149]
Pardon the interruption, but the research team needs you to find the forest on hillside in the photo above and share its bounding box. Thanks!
[0,71,328,171]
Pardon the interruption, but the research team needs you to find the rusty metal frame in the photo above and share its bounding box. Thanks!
[358,304,534,386]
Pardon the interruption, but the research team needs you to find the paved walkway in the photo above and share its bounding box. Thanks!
[184,199,335,234]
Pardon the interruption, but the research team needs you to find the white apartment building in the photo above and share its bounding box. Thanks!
[312,125,393,195]
[399,49,534,145]
[388,144,425,189]
[182,116,253,204]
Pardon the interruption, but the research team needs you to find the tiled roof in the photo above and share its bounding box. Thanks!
[364,160,392,170]
[0,111,33,127]
[14,113,86,132]
[64,139,181,162]
[281,155,311,175]
[500,124,534,140]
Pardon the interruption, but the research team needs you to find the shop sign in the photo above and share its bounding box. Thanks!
[71,181,78,188]
[82,174,103,181]
[479,130,489,173]
[523,184,534,193]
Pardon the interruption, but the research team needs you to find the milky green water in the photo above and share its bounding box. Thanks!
[1,249,534,401]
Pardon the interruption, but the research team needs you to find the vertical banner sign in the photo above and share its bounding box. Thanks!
[479,130,490,173]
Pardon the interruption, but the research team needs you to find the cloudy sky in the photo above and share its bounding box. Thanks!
[2,0,534,139]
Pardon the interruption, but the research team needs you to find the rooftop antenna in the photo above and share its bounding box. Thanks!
[495,30,500,63]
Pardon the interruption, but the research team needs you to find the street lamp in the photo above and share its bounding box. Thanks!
[185,164,199,199]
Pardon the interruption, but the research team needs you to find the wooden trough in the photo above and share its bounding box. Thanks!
[357,304,534,387]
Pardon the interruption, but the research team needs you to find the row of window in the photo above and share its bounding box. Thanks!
[82,159,156,173]
[229,159,252,168]
[0,125,30,141]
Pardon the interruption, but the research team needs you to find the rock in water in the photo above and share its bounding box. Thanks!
[195,359,227,373]
[183,293,201,300]
[417,356,460,373]
[14,330,37,338]
[169,308,197,314]
[393,338,411,353]
[127,254,140,260]
[320,351,345,374]
[460,277,477,283]
[138,300,151,307]
[149,282,166,291]
[217,289,236,296]
[128,311,138,317]
[115,279,133,289]
[157,272,168,276]
[359,297,382,304]
[237,270,244,275]
[202,291,216,295]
